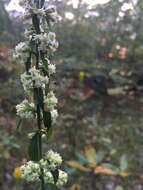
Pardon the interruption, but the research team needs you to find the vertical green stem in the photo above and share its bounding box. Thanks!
[35,42,45,190]
[33,0,45,189]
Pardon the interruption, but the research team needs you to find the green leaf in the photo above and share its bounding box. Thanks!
[40,0,45,8]
[120,155,127,172]
[46,126,53,140]
[51,169,59,184]
[25,53,31,72]
[95,152,104,164]
[43,111,52,129]
[66,161,90,172]
[85,146,96,163]
[16,119,22,131]
[46,184,58,190]
[34,88,44,109]
[102,163,120,173]
[32,15,40,33]
[28,132,41,161]
[75,152,89,164]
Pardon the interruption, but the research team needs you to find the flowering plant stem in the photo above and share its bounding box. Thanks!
[34,1,45,189]
[14,0,68,188]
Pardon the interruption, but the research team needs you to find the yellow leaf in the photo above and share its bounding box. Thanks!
[88,163,97,168]
[110,149,117,156]
[94,166,116,175]
[120,71,125,76]
[70,184,80,190]
[79,71,85,81]
[13,167,21,179]
[8,78,13,84]
[107,87,125,95]
[66,161,90,172]
[120,171,130,177]
[124,85,129,90]
[85,146,96,163]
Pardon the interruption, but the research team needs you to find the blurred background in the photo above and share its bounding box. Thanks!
[1,0,143,189]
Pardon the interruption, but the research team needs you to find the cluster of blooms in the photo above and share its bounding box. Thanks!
[16,99,35,119]
[44,169,68,187]
[39,58,56,75]
[13,42,29,64]
[21,66,49,92]
[21,161,40,182]
[20,150,68,186]
[15,0,59,120]
[44,91,58,121]
[40,150,62,171]
[48,63,56,75]
[19,0,59,25]
[34,32,59,52]
[15,0,68,187]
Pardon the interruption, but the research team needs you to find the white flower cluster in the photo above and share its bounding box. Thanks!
[16,99,35,119]
[15,0,67,187]
[56,170,68,187]
[44,169,68,187]
[39,58,56,75]
[19,0,58,25]
[21,66,49,92]
[20,161,40,182]
[20,151,68,186]
[51,109,58,121]
[13,42,29,64]
[44,91,57,110]
[40,150,62,171]
[48,63,56,75]
[34,32,59,52]
[44,92,58,121]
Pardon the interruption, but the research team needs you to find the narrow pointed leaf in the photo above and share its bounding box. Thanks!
[120,155,127,172]
[95,152,104,164]
[46,126,53,140]
[51,169,59,184]
[32,15,40,33]
[16,119,22,131]
[43,111,52,129]
[28,132,40,161]
[66,161,90,172]
[25,53,31,72]
[34,88,44,109]
[75,152,89,164]
[102,163,120,173]
[85,146,96,163]
[40,0,45,8]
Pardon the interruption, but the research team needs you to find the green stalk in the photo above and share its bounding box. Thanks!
[32,0,46,189]
[35,43,45,190]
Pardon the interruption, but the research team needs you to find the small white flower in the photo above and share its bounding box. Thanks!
[44,92,58,112]
[48,32,56,41]
[57,170,68,187]
[37,8,46,16]
[48,64,56,75]
[28,132,36,139]
[40,150,62,171]
[15,42,28,53]
[51,109,58,121]
[20,161,41,182]
[21,67,49,92]
[16,99,35,119]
